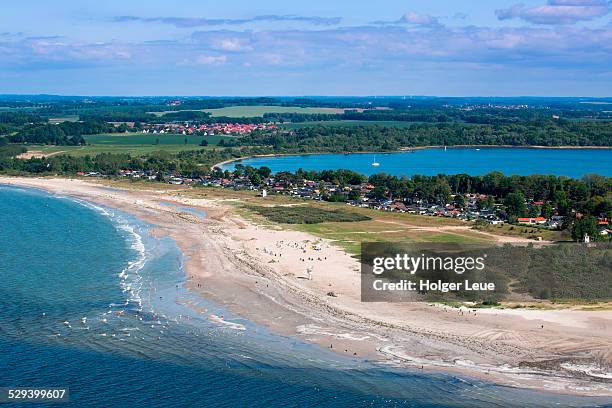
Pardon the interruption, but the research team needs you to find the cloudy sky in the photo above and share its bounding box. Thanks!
[1,0,611,96]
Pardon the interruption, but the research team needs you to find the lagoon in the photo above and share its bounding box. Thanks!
[222,148,612,178]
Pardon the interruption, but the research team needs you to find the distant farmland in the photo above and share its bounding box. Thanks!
[84,132,234,145]
[152,105,344,118]
[18,133,235,157]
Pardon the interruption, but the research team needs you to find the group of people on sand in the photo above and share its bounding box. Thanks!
[256,239,330,281]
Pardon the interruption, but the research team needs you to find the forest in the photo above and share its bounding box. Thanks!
[229,122,612,151]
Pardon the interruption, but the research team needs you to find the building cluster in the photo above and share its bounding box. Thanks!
[138,122,275,136]
[79,169,610,237]
[458,104,530,111]
[197,174,526,226]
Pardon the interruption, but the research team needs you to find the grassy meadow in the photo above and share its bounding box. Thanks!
[221,193,492,255]
[20,132,236,157]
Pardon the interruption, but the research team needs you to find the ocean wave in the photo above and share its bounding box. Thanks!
[71,198,147,311]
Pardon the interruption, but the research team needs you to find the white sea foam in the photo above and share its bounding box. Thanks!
[209,314,246,331]
[72,198,147,311]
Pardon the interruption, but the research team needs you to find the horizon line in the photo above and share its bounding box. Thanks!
[1,94,612,99]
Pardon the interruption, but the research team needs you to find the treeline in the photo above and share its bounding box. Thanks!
[0,112,45,137]
[82,111,271,124]
[80,112,158,123]
[263,112,339,122]
[0,148,250,176]
[0,137,26,158]
[0,112,44,126]
[342,110,451,123]
[341,108,612,124]
[229,122,612,151]
[8,121,115,145]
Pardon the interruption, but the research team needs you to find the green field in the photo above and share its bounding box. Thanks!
[231,199,488,255]
[247,205,371,224]
[48,115,80,123]
[22,144,210,157]
[85,132,235,146]
[21,132,236,157]
[152,105,343,118]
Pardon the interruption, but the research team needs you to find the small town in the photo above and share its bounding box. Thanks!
[137,122,275,136]
[75,167,611,239]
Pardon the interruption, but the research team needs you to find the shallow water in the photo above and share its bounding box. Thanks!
[222,147,612,178]
[0,185,609,407]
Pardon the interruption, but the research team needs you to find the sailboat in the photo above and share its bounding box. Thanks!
[371,155,380,167]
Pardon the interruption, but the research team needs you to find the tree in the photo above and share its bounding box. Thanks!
[553,190,570,215]
[348,189,361,201]
[571,215,598,242]
[369,185,387,200]
[453,194,466,209]
[257,166,272,178]
[528,204,541,218]
[504,192,527,218]
[542,202,553,219]
[249,172,262,185]
[200,139,208,146]
[432,178,452,204]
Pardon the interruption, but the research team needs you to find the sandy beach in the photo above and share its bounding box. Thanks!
[2,176,611,397]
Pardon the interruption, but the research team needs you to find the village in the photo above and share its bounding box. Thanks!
[137,122,276,136]
[74,167,611,239]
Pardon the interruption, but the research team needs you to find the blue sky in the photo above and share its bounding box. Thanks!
[1,0,611,96]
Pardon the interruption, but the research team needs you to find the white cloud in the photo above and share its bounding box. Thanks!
[215,38,249,51]
[496,0,611,24]
[195,55,227,65]
[399,12,439,26]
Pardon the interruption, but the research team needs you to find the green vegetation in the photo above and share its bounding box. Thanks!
[363,241,611,303]
[246,205,371,224]
[477,222,566,241]
[150,106,341,118]
[282,120,418,129]
[9,121,118,145]
[0,144,26,159]
[229,122,612,152]
[204,106,341,118]
[84,133,235,146]
[505,244,612,300]
[16,144,216,157]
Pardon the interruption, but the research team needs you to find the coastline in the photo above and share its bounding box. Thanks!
[212,144,612,170]
[1,176,611,398]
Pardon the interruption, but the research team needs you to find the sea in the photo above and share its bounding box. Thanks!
[221,147,612,178]
[0,185,609,407]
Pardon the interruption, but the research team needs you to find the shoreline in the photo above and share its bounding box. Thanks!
[212,144,612,169]
[1,177,611,398]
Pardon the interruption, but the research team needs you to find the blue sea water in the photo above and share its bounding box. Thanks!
[0,185,609,407]
[222,148,612,178]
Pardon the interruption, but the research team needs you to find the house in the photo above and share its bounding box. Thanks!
[517,217,547,225]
